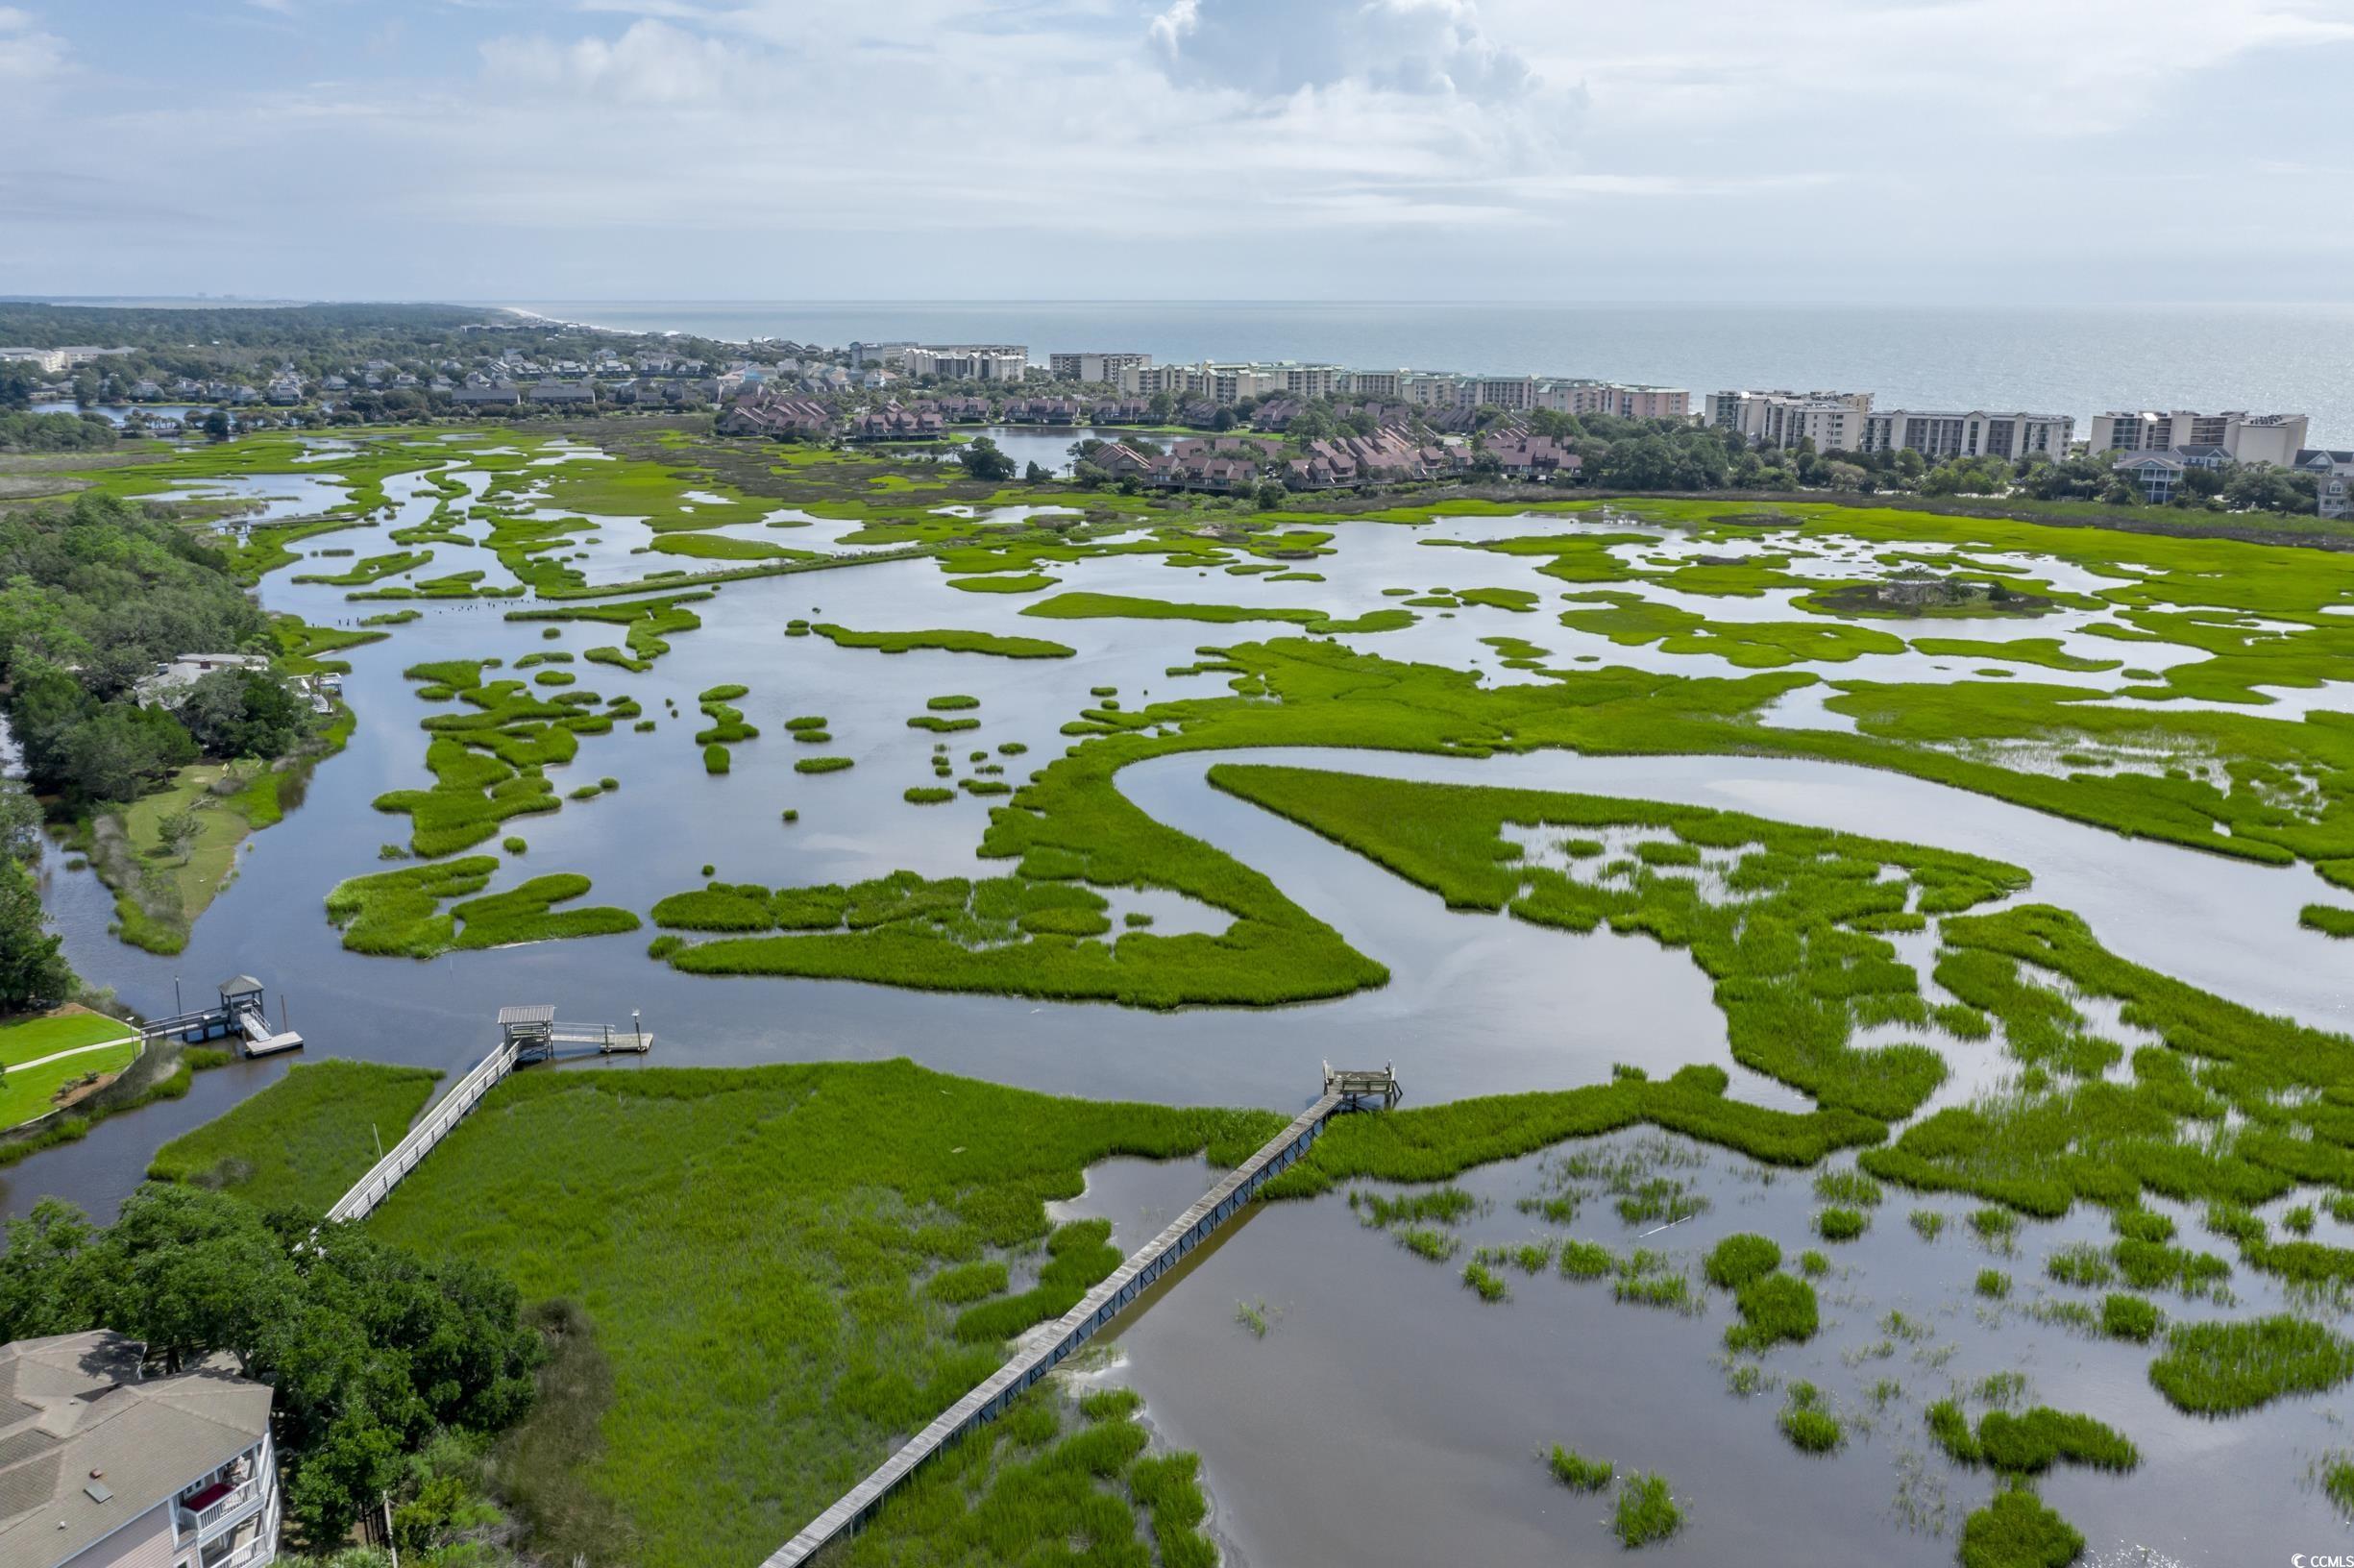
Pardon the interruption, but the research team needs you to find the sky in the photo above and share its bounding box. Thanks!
[7,0,2354,305]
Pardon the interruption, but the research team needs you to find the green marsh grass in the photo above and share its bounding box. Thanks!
[1958,1485,2082,1568]
[365,1059,1277,1568]
[1558,1240,1612,1279]
[1816,1207,1868,1241]
[2100,1294,2160,1341]
[1612,1473,1682,1548]
[1548,1445,1613,1491]
[1726,1273,1819,1353]
[1703,1233,1780,1288]
[1778,1383,1842,1453]
[148,1059,441,1213]
[2147,1315,2354,1413]
[811,624,1075,659]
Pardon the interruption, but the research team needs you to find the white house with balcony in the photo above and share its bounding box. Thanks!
[0,1331,280,1568]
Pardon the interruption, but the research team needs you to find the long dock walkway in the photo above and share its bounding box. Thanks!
[326,1037,521,1224]
[324,1002,653,1224]
[763,1084,1362,1568]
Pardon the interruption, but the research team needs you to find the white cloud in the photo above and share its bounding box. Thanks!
[0,6,67,84]
[1147,0,1536,101]
[480,17,766,104]
[7,0,2354,302]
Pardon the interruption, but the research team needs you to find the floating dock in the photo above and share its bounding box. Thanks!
[137,976,303,1059]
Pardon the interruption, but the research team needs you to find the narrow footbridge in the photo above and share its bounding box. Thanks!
[323,1002,651,1225]
[763,1064,1401,1568]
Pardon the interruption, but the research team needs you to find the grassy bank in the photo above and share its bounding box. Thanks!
[147,1058,443,1213]
[360,1059,1279,1568]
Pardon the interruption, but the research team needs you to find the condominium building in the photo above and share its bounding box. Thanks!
[1047,352,1152,385]
[1114,361,1341,402]
[1539,381,1691,421]
[898,345,1029,382]
[2089,410,2310,467]
[0,348,67,375]
[0,1331,281,1568]
[1708,389,1875,451]
[1342,369,1413,399]
[1860,410,2074,461]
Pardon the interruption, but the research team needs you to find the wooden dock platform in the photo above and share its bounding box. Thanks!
[325,1003,655,1224]
[763,1069,1396,1567]
[137,976,303,1059]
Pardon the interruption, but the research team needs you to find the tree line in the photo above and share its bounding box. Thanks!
[0,1185,543,1544]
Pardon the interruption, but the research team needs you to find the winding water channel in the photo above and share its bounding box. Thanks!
[21,449,2354,1565]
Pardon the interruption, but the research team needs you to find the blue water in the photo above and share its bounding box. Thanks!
[493,300,2354,444]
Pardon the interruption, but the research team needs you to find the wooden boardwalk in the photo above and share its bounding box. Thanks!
[763,1089,1353,1568]
[325,1036,522,1224]
[324,1003,652,1225]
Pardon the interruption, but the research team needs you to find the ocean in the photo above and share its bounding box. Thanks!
[491,300,2354,445]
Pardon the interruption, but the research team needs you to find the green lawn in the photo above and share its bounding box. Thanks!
[0,1010,137,1067]
[147,1058,442,1213]
[0,1011,141,1129]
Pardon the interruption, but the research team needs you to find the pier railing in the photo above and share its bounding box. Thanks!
[763,1089,1349,1568]
[324,1038,520,1224]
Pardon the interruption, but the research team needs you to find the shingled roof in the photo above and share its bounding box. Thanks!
[0,1332,272,1568]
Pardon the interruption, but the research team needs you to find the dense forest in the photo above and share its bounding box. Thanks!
[0,301,489,352]
[0,492,284,805]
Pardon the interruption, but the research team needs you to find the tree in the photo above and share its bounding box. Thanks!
[56,703,198,805]
[1211,406,1238,431]
[0,779,39,865]
[157,807,204,864]
[0,857,73,1011]
[203,408,233,442]
[179,667,308,760]
[0,1187,540,1543]
[1022,460,1051,483]
[1254,479,1288,511]
[957,436,1016,482]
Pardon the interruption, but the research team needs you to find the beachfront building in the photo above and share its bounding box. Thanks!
[0,1331,282,1568]
[1115,361,1344,402]
[2089,410,2310,467]
[1859,409,2074,461]
[1538,380,1690,421]
[1047,352,1152,385]
[897,346,1029,382]
[1707,389,1875,451]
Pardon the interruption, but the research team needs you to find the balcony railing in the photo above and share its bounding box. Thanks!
[197,1526,276,1568]
[178,1476,263,1537]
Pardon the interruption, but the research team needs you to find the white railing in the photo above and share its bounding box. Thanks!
[179,1477,260,1536]
[197,1525,277,1568]
[324,1040,519,1224]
